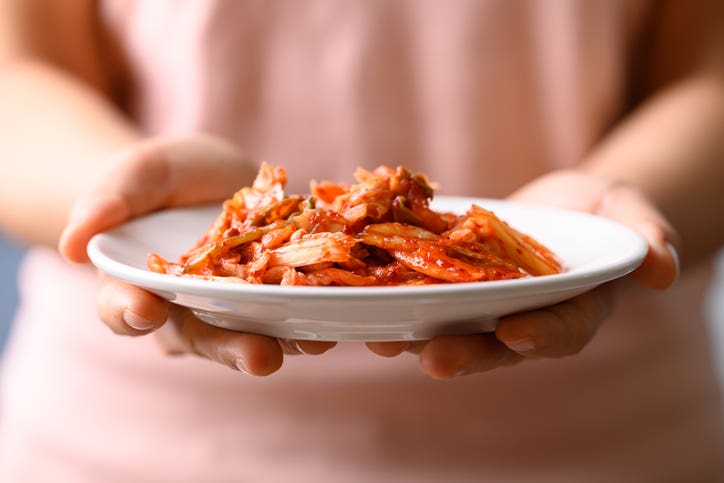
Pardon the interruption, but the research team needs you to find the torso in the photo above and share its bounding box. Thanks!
[1,1,722,481]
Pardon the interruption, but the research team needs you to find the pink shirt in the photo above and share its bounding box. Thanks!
[1,1,722,481]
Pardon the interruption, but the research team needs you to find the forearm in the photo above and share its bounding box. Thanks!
[0,59,140,246]
[584,73,724,267]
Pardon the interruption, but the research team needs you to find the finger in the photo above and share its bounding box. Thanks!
[59,136,256,263]
[418,334,522,379]
[365,341,411,357]
[153,322,188,356]
[277,338,304,355]
[495,283,618,358]
[169,307,283,376]
[59,193,131,263]
[97,277,168,335]
[597,186,680,290]
[404,341,428,354]
[630,223,680,290]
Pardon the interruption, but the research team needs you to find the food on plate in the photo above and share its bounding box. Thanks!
[147,164,562,286]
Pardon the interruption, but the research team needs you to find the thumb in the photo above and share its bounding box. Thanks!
[58,135,257,264]
[59,192,131,263]
[597,184,680,290]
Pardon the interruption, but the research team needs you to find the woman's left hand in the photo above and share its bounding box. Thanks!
[365,170,680,379]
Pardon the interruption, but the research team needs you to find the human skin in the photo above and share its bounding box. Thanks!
[1,0,722,378]
[369,1,724,376]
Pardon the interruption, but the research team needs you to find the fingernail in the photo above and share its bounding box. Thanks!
[665,242,680,282]
[235,358,252,375]
[506,338,536,353]
[123,310,157,331]
[298,342,331,355]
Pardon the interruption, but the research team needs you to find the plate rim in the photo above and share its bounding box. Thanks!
[87,196,649,302]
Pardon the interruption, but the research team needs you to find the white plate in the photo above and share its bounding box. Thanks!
[87,197,647,341]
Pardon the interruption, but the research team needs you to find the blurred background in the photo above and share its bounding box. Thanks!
[0,235,23,354]
[0,236,722,383]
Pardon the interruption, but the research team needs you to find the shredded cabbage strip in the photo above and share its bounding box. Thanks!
[147,164,562,286]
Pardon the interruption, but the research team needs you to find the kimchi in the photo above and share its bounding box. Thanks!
[147,164,562,286]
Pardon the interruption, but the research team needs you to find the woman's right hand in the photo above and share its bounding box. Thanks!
[58,135,336,375]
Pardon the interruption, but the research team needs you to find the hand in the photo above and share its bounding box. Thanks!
[59,135,335,375]
[366,170,680,379]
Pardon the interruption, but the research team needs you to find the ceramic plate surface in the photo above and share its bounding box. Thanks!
[87,197,647,341]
